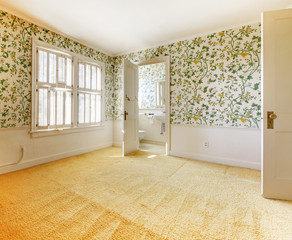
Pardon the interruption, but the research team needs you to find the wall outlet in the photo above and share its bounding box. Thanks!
[203,141,209,148]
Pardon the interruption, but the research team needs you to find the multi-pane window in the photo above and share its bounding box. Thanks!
[32,41,104,132]
[77,62,102,126]
[36,49,73,129]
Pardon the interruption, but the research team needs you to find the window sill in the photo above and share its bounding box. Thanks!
[30,125,105,138]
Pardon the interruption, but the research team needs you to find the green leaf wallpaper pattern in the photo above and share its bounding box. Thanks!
[0,10,115,128]
[0,9,261,129]
[113,24,261,128]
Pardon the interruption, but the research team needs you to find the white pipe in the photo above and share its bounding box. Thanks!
[0,144,25,167]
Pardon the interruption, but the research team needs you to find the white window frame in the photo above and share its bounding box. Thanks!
[31,39,105,137]
[77,59,103,127]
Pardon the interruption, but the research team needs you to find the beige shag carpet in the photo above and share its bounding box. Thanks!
[0,147,291,240]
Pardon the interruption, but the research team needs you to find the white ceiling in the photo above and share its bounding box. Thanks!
[0,0,291,56]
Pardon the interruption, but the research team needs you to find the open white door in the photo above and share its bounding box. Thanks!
[122,59,138,156]
[262,9,292,200]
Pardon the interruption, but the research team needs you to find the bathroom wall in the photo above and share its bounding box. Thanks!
[139,109,165,143]
[138,63,166,143]
[0,10,114,173]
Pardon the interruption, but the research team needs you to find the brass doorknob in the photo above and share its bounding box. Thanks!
[269,113,277,120]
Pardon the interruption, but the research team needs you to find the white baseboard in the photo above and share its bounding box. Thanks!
[112,142,122,147]
[170,150,260,170]
[0,142,112,175]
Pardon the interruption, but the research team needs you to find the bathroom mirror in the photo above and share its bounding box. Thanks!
[138,63,166,109]
[155,80,165,108]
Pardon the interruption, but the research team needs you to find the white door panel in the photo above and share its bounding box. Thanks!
[122,60,138,156]
[262,8,292,200]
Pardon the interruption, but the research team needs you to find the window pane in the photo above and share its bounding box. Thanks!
[38,50,47,82]
[91,95,96,123]
[49,53,56,83]
[91,66,97,90]
[85,94,90,123]
[58,57,65,83]
[56,91,64,125]
[79,64,84,88]
[86,64,91,89]
[38,88,48,126]
[66,58,72,86]
[78,93,84,124]
[65,92,71,125]
[97,67,101,90]
[96,95,101,123]
[50,90,55,126]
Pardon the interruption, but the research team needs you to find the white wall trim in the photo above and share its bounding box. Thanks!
[0,142,112,175]
[170,150,261,170]
[171,123,261,131]
[112,142,122,147]
[0,126,29,132]
[30,125,106,138]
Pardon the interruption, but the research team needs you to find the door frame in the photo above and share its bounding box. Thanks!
[137,56,171,155]
[261,9,292,200]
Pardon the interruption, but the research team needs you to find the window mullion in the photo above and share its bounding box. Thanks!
[88,65,91,123]
[94,94,97,123]
[65,57,67,86]
[84,64,86,89]
[34,49,38,128]
[63,91,66,127]
[77,92,79,126]
[90,64,92,90]
[89,93,92,124]
[55,90,57,127]
[83,93,86,125]
[48,88,50,128]
[71,92,73,126]
[46,50,49,84]
[36,88,39,127]
[73,58,78,127]
[56,55,59,85]
[99,95,102,123]
[95,66,97,91]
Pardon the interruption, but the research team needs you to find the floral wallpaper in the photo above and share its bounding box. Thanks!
[139,63,165,109]
[113,23,261,128]
[0,9,261,129]
[0,10,114,128]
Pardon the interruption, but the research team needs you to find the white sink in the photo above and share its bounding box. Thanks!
[154,113,165,123]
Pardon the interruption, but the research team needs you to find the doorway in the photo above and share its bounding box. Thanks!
[137,57,170,155]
